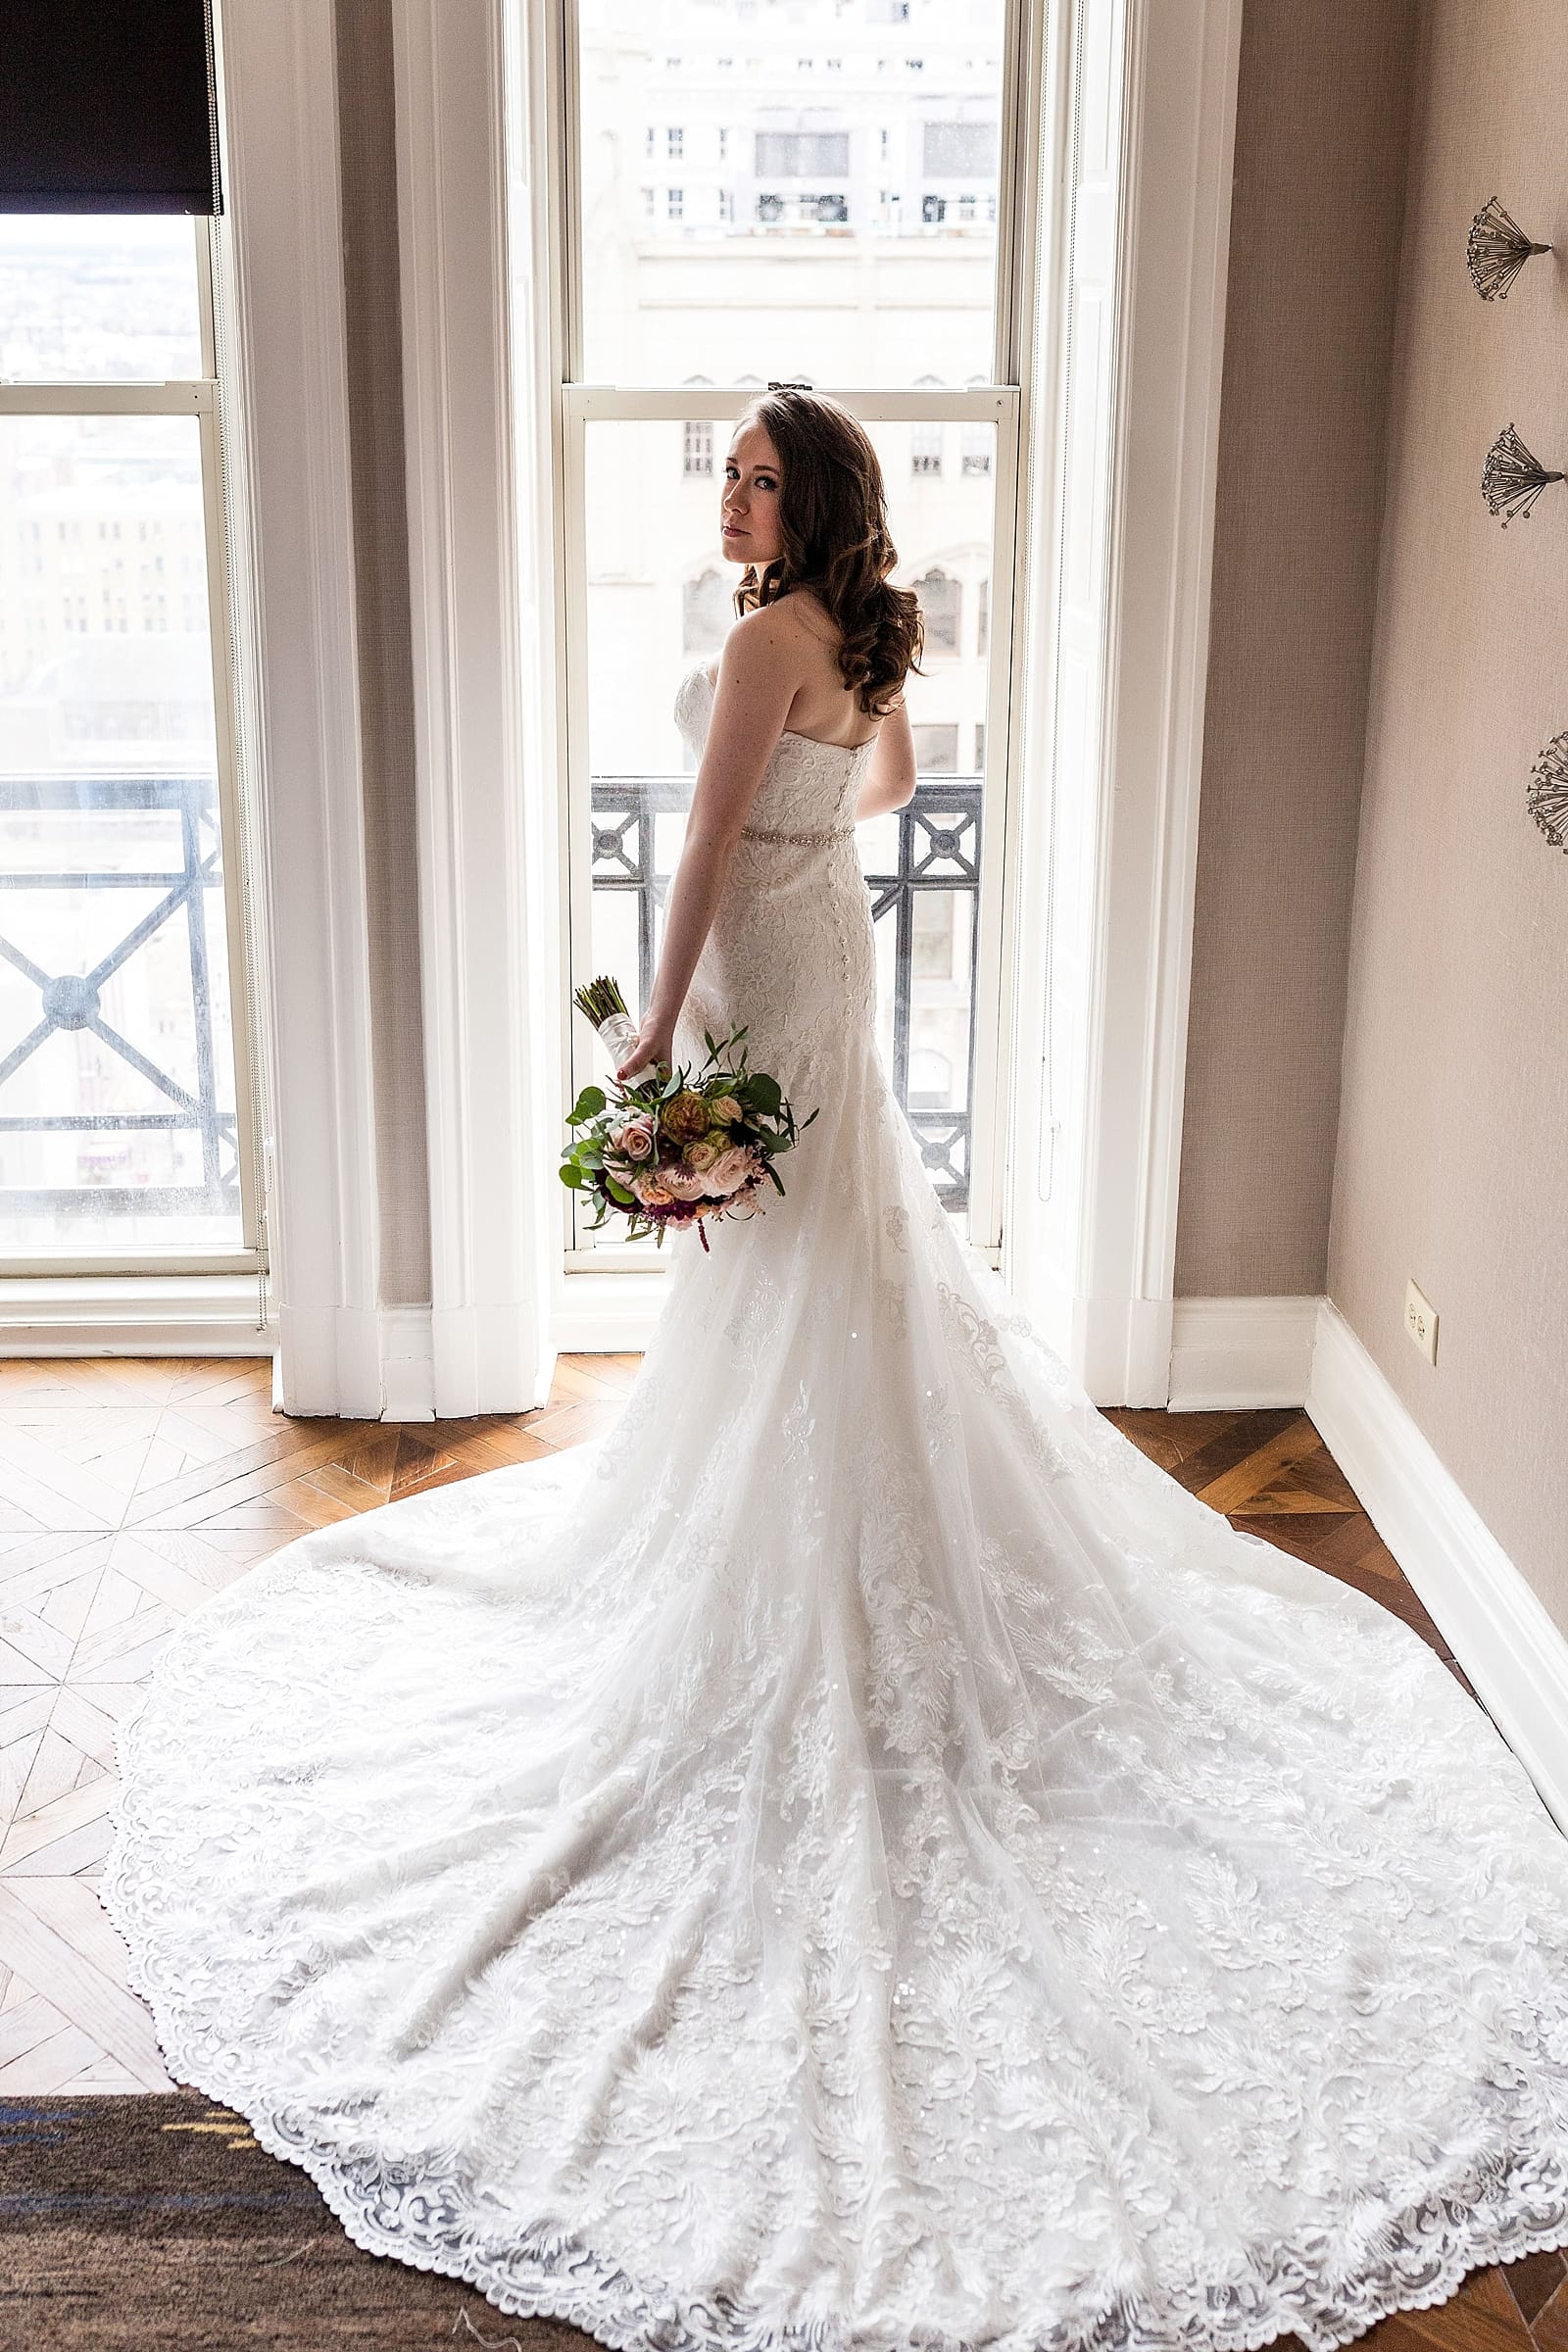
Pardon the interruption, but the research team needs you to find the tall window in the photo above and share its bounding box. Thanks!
[0,219,258,1271]
[566,0,1019,1254]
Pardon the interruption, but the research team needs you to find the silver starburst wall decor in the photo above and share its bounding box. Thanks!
[1467,197,1551,300]
[1482,423,1565,525]
[1527,733,1568,854]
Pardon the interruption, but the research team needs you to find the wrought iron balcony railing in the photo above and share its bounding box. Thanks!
[590,772,982,1210]
[0,774,239,1222]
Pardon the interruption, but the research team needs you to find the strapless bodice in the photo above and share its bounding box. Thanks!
[673,661,877,843]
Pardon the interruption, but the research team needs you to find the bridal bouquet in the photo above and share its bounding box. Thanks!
[563,975,817,1250]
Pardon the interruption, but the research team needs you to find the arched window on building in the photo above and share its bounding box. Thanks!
[683,567,734,654]
[912,566,960,654]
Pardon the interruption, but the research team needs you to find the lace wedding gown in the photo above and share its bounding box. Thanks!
[102,659,1568,2352]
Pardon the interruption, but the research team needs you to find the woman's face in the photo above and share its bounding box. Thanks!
[721,418,783,567]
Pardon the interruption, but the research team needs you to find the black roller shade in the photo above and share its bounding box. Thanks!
[0,0,222,214]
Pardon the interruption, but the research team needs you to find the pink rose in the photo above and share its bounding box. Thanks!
[657,1164,709,1200]
[708,1095,743,1125]
[615,1117,656,1162]
[708,1144,758,1196]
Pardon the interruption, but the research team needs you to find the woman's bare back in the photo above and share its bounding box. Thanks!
[706,588,899,752]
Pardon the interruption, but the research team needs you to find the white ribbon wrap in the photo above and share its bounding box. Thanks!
[595,1010,660,1088]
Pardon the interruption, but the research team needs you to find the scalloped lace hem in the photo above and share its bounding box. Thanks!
[99,1762,1568,2352]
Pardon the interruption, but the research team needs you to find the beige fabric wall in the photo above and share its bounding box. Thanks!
[333,0,431,1307]
[1328,0,1568,1618]
[1174,0,1419,1297]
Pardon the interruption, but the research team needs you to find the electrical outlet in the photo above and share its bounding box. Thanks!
[1404,1278,1439,1365]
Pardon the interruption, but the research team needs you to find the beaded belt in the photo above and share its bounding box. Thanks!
[739,820,857,847]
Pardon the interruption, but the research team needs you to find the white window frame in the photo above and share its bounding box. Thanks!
[388,0,1246,1401]
[0,0,397,1393]
[0,224,264,1283]
[553,0,1035,1300]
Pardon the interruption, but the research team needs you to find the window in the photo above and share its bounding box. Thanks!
[914,569,961,652]
[755,131,851,176]
[923,121,1000,176]
[913,724,959,772]
[759,190,848,225]
[977,577,988,655]
[579,6,1004,383]
[0,217,257,1269]
[567,0,1016,1252]
[666,187,684,220]
[683,417,713,476]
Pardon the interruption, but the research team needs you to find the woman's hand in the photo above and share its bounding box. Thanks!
[613,1006,676,1084]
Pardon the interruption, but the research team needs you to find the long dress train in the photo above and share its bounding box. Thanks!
[101,660,1568,2352]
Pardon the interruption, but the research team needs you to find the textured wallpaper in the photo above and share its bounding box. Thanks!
[1175,0,1420,1297]
[1328,0,1568,1618]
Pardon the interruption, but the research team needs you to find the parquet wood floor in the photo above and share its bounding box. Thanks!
[2,1356,1563,2347]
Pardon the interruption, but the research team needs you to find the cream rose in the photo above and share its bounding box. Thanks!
[708,1095,743,1125]
[683,1134,723,1172]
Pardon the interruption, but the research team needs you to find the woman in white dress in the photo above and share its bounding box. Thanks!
[102,387,1568,2352]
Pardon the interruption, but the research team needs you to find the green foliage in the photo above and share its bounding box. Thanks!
[558,1014,817,1246]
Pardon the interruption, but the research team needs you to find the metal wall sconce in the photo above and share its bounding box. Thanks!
[1528,733,1568,853]
[1467,198,1551,300]
[1482,423,1565,524]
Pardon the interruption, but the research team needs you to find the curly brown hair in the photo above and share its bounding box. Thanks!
[729,387,924,719]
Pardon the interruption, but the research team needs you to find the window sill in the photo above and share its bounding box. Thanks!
[0,1272,275,1358]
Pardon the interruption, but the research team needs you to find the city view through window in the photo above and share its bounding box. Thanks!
[572,0,1011,1248]
[0,217,247,1262]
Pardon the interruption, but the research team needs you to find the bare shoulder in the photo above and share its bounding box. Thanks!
[716,597,827,709]
[717,598,803,677]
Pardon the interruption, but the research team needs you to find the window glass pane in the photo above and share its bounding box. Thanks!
[576,413,993,1244]
[0,413,244,1255]
[0,218,202,382]
[576,0,1007,386]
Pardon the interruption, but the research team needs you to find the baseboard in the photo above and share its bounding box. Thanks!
[379,1305,435,1421]
[1167,1294,1318,1407]
[1306,1298,1568,1835]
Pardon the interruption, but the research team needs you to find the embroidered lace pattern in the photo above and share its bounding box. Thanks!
[100,656,1568,2352]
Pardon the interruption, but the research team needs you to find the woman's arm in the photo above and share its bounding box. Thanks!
[613,610,800,1080]
[855,694,917,820]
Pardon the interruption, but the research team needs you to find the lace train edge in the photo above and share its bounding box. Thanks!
[98,1695,1568,2352]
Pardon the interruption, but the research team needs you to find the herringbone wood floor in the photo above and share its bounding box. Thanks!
[3,1353,1565,2348]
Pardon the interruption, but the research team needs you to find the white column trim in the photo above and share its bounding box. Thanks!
[1167,1295,1320,1410]
[216,0,384,1414]
[391,0,559,1414]
[1004,0,1246,1406]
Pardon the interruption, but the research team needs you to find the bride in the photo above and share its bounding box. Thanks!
[103,387,1568,2352]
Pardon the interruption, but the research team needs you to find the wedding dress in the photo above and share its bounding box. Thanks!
[102,657,1568,2352]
